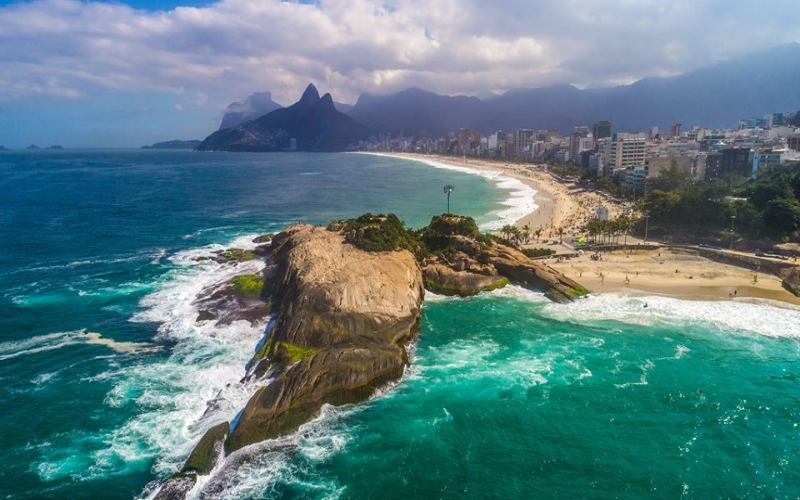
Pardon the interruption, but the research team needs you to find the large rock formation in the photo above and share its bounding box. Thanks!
[228,224,424,449]
[196,84,370,152]
[155,215,586,497]
[156,224,424,497]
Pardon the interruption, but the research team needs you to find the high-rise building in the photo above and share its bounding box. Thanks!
[513,129,534,158]
[592,120,612,140]
[569,126,593,160]
[788,134,800,152]
[611,133,647,170]
[670,123,682,138]
[704,148,755,180]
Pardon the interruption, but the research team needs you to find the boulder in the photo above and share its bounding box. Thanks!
[489,243,588,303]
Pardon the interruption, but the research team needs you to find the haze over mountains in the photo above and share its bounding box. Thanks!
[347,43,800,137]
[212,43,800,147]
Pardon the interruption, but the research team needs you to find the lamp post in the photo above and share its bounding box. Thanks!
[443,185,454,214]
[729,215,736,249]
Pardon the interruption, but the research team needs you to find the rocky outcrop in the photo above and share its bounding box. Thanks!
[227,224,424,450]
[782,267,800,297]
[419,215,587,302]
[488,243,587,303]
[423,263,507,296]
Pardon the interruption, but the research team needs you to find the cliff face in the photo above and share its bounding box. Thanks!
[227,224,424,450]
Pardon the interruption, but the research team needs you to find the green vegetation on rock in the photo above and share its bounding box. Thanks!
[276,341,319,364]
[181,422,228,475]
[483,277,510,292]
[565,285,590,298]
[252,340,318,365]
[228,273,265,299]
[427,213,480,237]
[522,248,556,258]
[339,213,420,253]
[219,248,259,262]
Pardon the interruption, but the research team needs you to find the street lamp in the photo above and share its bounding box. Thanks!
[443,185,455,214]
[729,215,736,249]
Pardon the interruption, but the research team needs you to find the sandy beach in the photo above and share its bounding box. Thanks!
[369,152,626,233]
[370,152,800,306]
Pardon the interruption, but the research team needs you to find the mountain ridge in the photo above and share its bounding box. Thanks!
[347,43,800,136]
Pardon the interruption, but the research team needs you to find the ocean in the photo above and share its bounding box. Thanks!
[0,150,798,499]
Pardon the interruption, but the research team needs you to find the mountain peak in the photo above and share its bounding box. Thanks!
[299,84,321,107]
[320,92,336,111]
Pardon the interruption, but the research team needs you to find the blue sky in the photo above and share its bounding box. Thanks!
[0,0,798,148]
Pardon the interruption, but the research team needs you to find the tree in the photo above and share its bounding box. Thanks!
[763,197,800,234]
[615,214,632,245]
[522,224,531,244]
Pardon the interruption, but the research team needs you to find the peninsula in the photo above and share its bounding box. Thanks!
[154,213,586,498]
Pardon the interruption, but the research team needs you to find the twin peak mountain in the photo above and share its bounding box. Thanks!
[195,84,370,152]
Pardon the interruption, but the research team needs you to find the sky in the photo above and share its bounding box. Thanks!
[0,0,798,148]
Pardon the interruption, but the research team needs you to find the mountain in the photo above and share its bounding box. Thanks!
[141,139,202,150]
[349,88,488,138]
[348,43,800,136]
[197,84,371,152]
[219,92,283,130]
[220,91,354,130]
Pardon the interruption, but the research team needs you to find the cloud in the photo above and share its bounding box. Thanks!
[1,0,799,109]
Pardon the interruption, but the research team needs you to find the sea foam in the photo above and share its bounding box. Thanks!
[538,292,800,339]
[35,235,269,485]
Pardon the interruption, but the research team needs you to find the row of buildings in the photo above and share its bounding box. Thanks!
[367,113,800,193]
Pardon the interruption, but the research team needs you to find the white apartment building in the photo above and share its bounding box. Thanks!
[611,132,647,169]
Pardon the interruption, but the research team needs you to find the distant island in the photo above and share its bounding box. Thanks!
[26,144,39,150]
[47,145,64,150]
[0,146,8,151]
[141,140,202,150]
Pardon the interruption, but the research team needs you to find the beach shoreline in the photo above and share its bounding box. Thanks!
[363,151,800,308]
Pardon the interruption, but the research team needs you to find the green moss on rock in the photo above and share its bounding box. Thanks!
[565,285,589,298]
[228,273,264,299]
[483,277,509,292]
[181,422,228,475]
[219,248,259,262]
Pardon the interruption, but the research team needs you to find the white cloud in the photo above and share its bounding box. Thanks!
[0,0,798,108]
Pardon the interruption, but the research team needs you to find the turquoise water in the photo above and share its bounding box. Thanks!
[1,150,799,499]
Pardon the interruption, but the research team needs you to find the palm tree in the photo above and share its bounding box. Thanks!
[616,214,632,245]
[522,224,531,244]
[511,226,523,246]
[534,228,542,242]
[557,227,565,244]
[500,224,514,241]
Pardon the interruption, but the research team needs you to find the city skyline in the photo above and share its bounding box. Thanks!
[1,0,799,147]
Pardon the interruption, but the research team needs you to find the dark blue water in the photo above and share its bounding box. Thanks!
[2,150,799,499]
